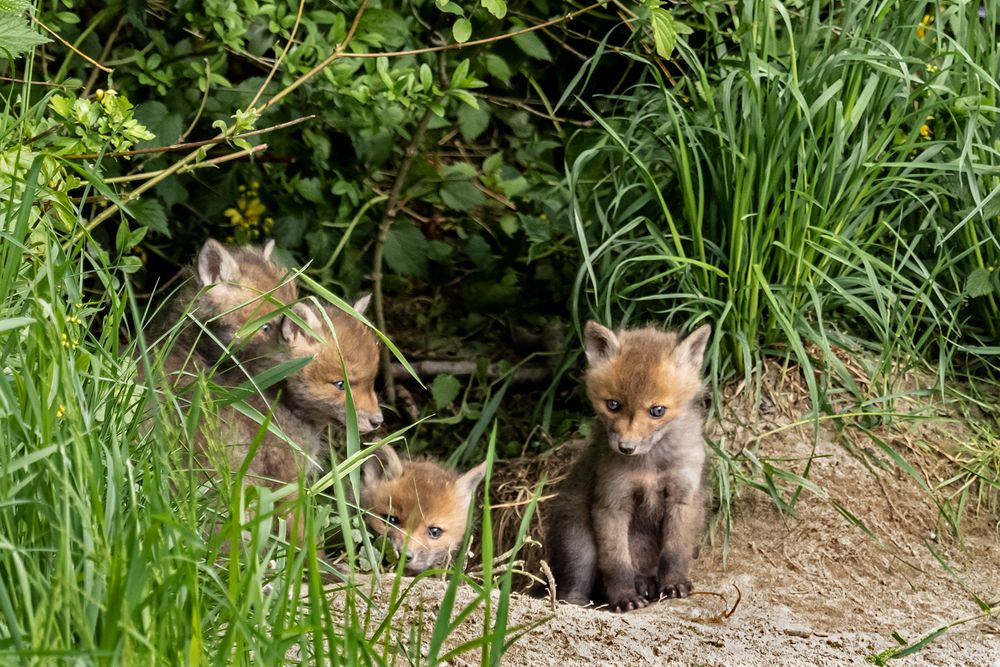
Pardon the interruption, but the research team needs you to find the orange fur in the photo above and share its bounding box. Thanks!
[154,239,297,381]
[360,446,486,574]
[546,321,711,612]
[280,300,383,433]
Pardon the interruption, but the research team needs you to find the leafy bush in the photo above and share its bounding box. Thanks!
[567,1,1000,395]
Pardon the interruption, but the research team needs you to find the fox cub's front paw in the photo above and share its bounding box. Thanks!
[634,574,658,601]
[657,575,692,599]
[609,592,648,612]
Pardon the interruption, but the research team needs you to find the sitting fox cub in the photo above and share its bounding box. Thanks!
[361,446,486,575]
[546,320,711,612]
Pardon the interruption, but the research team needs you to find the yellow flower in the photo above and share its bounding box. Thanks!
[925,63,939,73]
[916,14,933,39]
[224,184,267,238]
[919,124,932,140]
[56,404,66,419]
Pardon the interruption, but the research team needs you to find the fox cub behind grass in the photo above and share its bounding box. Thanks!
[546,320,711,612]
[155,239,297,380]
[360,446,486,575]
[279,300,383,434]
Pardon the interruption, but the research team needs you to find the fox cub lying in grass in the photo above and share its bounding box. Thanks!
[360,445,486,575]
[546,320,711,612]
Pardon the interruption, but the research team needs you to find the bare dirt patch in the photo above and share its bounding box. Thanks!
[330,365,1000,665]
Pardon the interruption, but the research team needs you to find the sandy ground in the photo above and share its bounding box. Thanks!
[327,369,1000,665]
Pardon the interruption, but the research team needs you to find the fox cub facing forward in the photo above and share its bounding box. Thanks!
[546,321,711,612]
[361,446,486,575]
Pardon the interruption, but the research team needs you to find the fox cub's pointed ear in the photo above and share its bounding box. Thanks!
[352,294,372,315]
[197,239,240,285]
[262,239,276,260]
[281,302,323,345]
[455,461,487,503]
[677,323,711,371]
[583,321,620,364]
[362,445,403,486]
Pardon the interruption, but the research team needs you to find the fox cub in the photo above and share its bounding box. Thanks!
[360,446,486,575]
[203,293,384,489]
[157,238,297,379]
[546,320,711,612]
[278,299,383,434]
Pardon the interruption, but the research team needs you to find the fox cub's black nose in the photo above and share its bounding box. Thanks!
[618,444,635,454]
[370,412,384,428]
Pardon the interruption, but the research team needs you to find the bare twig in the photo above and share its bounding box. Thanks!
[389,360,551,384]
[82,15,125,96]
[0,76,73,88]
[373,108,436,407]
[63,115,314,159]
[249,0,307,109]
[35,18,112,73]
[102,144,267,184]
[179,59,212,142]
[339,1,609,60]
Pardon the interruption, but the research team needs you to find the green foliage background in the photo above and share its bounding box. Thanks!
[1,0,999,661]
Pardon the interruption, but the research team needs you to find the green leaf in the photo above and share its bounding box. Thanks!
[128,198,171,237]
[964,268,995,298]
[457,101,490,141]
[133,101,183,149]
[440,180,486,211]
[452,17,472,43]
[485,53,512,85]
[0,15,51,59]
[481,0,506,19]
[383,220,429,278]
[465,234,494,269]
[431,374,461,410]
[357,8,409,48]
[296,177,324,204]
[650,7,692,58]
[511,22,551,61]
[435,0,465,16]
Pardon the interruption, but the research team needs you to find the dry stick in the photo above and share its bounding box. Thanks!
[248,0,308,110]
[0,76,73,88]
[179,59,212,142]
[389,360,551,384]
[35,18,112,73]
[259,0,370,112]
[372,108,435,408]
[103,144,267,184]
[63,115,314,159]
[336,0,610,60]
[82,15,125,97]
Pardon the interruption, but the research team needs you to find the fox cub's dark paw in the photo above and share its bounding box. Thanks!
[634,575,658,601]
[610,593,648,612]
[657,576,692,599]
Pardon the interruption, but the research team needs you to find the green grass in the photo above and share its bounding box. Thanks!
[564,0,1000,531]
[0,137,537,667]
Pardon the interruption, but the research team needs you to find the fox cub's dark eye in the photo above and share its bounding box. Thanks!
[260,323,271,334]
[649,405,666,418]
[606,399,621,412]
[332,380,345,391]
[427,526,443,539]
[386,515,400,526]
